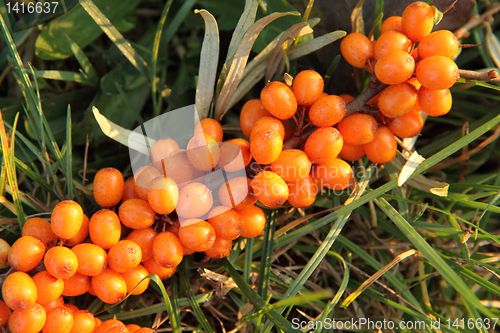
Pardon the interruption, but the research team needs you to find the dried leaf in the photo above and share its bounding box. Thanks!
[484,22,500,69]
[215,11,300,121]
[195,10,220,119]
[351,0,366,34]
[398,151,425,187]
[93,106,152,155]
[225,0,259,65]
[265,22,313,81]
[431,6,444,25]
[287,30,346,61]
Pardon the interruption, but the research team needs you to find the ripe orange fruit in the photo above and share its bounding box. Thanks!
[51,200,83,240]
[44,246,78,280]
[251,171,289,208]
[93,167,124,208]
[91,268,127,304]
[8,235,45,272]
[291,70,324,106]
[89,209,121,250]
[2,272,38,311]
[261,81,297,120]
[22,217,57,249]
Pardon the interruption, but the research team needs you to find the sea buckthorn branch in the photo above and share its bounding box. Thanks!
[459,69,500,84]
[454,2,500,39]
[345,80,388,116]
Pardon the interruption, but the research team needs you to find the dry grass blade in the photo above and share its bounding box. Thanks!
[265,22,313,81]
[287,30,346,61]
[225,0,259,65]
[341,249,418,308]
[195,9,220,119]
[397,151,425,186]
[93,107,153,155]
[351,0,366,34]
[215,11,300,121]
[484,22,500,69]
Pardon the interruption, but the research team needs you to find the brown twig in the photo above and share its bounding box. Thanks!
[454,3,500,39]
[459,69,500,83]
[346,81,388,116]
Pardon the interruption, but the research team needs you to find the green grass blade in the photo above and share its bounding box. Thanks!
[171,275,182,332]
[79,0,150,81]
[148,274,181,333]
[323,54,340,87]
[65,106,73,201]
[151,0,174,115]
[258,210,276,300]
[374,197,495,319]
[66,34,99,84]
[180,263,215,333]
[32,70,88,83]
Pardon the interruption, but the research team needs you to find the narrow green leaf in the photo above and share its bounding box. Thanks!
[226,0,259,64]
[66,106,73,201]
[258,210,276,300]
[33,70,88,83]
[66,34,99,83]
[323,54,341,88]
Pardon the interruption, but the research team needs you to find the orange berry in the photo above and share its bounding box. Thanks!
[250,116,286,141]
[387,109,424,138]
[121,264,150,295]
[146,176,179,215]
[178,219,216,252]
[41,297,63,313]
[134,165,162,200]
[122,177,140,202]
[69,310,95,333]
[150,138,180,171]
[126,227,158,262]
[42,306,74,333]
[271,149,311,182]
[237,205,266,238]
[378,82,417,118]
[287,174,319,208]
[374,50,415,85]
[152,231,184,267]
[93,168,124,208]
[401,1,435,42]
[71,243,107,276]
[51,200,83,240]
[126,324,142,332]
[207,206,243,240]
[108,240,142,273]
[161,149,201,187]
[251,171,289,208]
[89,209,121,250]
[291,70,324,106]
[313,158,353,190]
[8,235,45,272]
[339,142,365,161]
[218,177,257,211]
[205,237,232,259]
[32,271,64,305]
[250,129,283,165]
[44,246,78,280]
[218,138,252,172]
[304,127,344,164]
[94,319,125,333]
[260,81,297,120]
[418,86,452,117]
[119,199,156,229]
[374,30,412,61]
[186,134,220,171]
[0,238,10,269]
[337,113,378,145]
[176,182,213,219]
[416,55,459,90]
[380,16,402,34]
[142,257,176,280]
[194,118,223,142]
[340,32,374,68]
[339,94,354,104]
[309,95,346,128]
[2,272,37,310]
[22,217,57,249]
[365,125,397,164]
[91,268,127,304]
[8,303,46,333]
[62,304,78,313]
[406,77,422,90]
[64,214,89,247]
[418,30,459,59]
[136,328,157,333]
[240,99,272,138]
[0,300,11,328]
[62,273,90,297]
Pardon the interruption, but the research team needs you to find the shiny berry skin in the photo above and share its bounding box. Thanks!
[387,109,424,138]
[271,149,312,182]
[205,237,232,259]
[0,239,10,269]
[91,268,127,304]
[207,206,243,240]
[340,32,374,68]
[304,127,344,164]
[240,99,272,138]
[69,310,95,333]
[2,272,37,311]
[251,171,289,208]
[337,113,378,145]
[119,199,156,229]
[178,220,216,252]
[126,227,158,263]
[250,116,285,141]
[287,174,319,208]
[374,30,412,61]
[374,50,415,85]
[418,30,459,59]
[152,231,184,267]
[218,177,256,211]
[8,303,46,333]
[364,126,398,164]
[176,182,213,219]
[291,70,324,106]
[187,134,220,171]
[0,300,10,328]
[250,129,283,165]
[121,264,150,295]
[378,82,418,118]
[22,217,57,249]
[8,236,45,272]
[339,142,365,161]
[71,243,107,276]
[401,1,435,42]
[150,138,180,171]
[51,200,83,240]
[93,168,124,208]
[142,257,176,280]
[418,86,452,117]
[44,246,78,280]
[107,240,142,273]
[237,205,266,238]
[218,139,252,172]
[194,118,223,142]
[89,209,121,250]
[260,81,298,120]
[308,95,346,128]
[147,177,179,215]
[380,16,402,34]
[313,158,353,191]
[32,271,64,305]
[122,177,140,202]
[416,56,459,90]
[133,165,161,200]
[64,214,90,247]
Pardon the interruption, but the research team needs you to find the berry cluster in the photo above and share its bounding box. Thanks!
[341,1,459,122]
